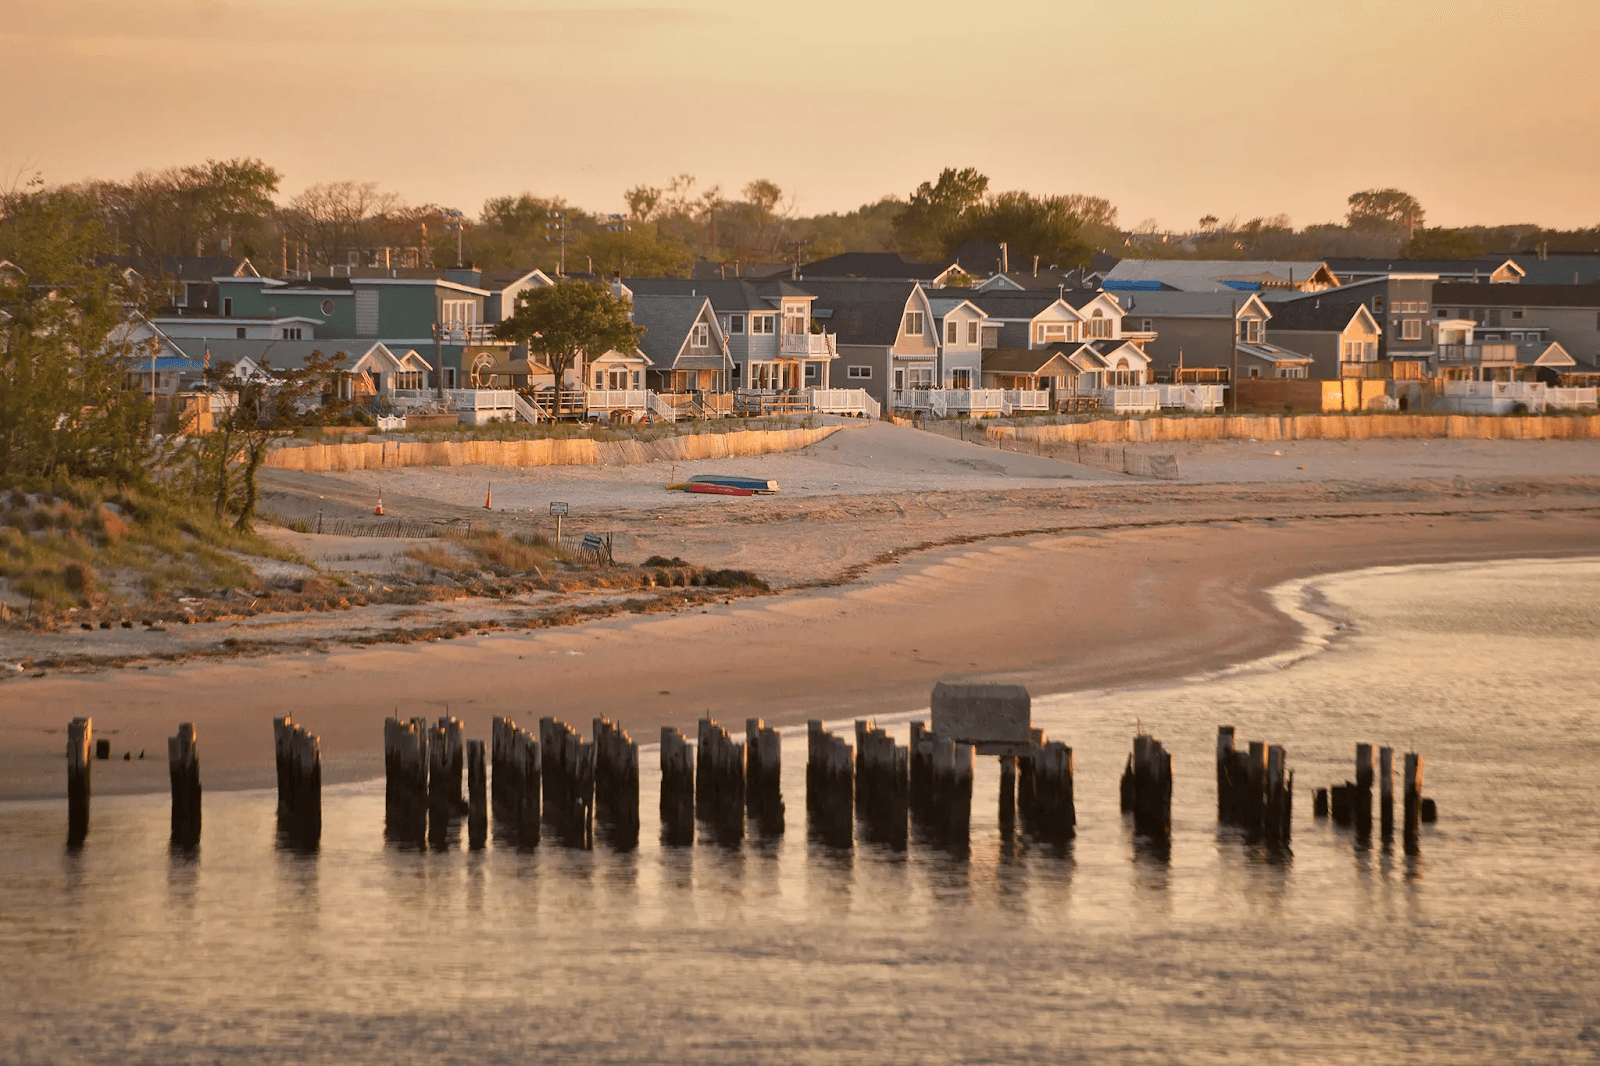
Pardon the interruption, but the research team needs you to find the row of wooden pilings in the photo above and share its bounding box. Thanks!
[57,708,1434,856]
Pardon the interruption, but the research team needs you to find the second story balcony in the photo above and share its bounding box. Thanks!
[1438,342,1517,367]
[437,323,504,345]
[779,331,836,357]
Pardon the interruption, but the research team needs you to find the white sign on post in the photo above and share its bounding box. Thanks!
[549,502,569,516]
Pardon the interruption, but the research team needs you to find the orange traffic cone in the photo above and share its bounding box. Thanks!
[374,493,384,516]
[484,483,493,510]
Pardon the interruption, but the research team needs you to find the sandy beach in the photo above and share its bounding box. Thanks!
[2,420,1598,798]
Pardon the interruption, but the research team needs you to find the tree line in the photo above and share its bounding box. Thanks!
[29,160,1600,283]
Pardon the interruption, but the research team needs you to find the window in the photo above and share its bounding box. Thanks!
[904,311,924,337]
[235,327,246,339]
[783,304,807,335]
[1237,317,1262,343]
[281,326,303,340]
[1087,310,1112,339]
[690,323,709,348]
[804,363,819,382]
[1372,296,1384,315]
[967,321,978,344]
[1487,309,1502,327]
[1402,319,1422,341]
[751,314,775,334]
[907,366,933,387]
[1418,301,1429,313]
[1400,301,1417,313]
[947,320,958,344]
[1511,309,1523,320]
[1436,308,1449,318]
[321,299,335,315]
[847,365,872,379]
[1141,318,1154,332]
[1037,322,1068,344]
[172,283,188,308]
[223,297,233,317]
[441,299,476,327]
[728,314,746,334]
[893,368,905,391]
[632,371,642,388]
[951,368,972,388]
[1510,332,1524,341]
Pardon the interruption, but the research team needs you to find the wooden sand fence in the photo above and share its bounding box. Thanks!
[987,412,1600,446]
[264,424,851,473]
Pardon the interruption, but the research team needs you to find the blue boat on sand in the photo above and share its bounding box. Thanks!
[688,474,779,493]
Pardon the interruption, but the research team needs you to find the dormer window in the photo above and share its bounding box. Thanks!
[1087,310,1112,340]
[690,323,709,348]
[1237,317,1262,343]
[904,311,924,337]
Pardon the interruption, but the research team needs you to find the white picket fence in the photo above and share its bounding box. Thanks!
[1100,387,1161,413]
[1440,380,1598,414]
[808,388,881,418]
[1156,384,1227,412]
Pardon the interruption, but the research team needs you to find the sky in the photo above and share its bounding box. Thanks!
[4,0,1599,231]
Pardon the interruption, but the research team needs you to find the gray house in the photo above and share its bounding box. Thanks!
[629,294,730,394]
[1264,298,1382,379]
[1430,282,1600,367]
[799,280,938,408]
[1114,291,1310,379]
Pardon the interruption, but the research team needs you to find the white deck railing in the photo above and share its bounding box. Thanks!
[1156,384,1226,411]
[779,333,837,356]
[893,388,1005,416]
[445,388,517,411]
[807,387,879,417]
[1100,387,1161,413]
[585,388,648,411]
[1002,389,1050,411]
[437,324,501,344]
[513,392,546,423]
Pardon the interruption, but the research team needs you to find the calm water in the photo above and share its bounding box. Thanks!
[3,557,1599,1064]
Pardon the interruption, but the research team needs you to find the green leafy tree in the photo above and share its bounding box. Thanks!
[891,167,990,260]
[1347,188,1425,236]
[0,182,157,486]
[944,191,1093,269]
[93,158,281,259]
[201,351,344,530]
[493,282,643,412]
[1402,227,1487,259]
[575,225,689,278]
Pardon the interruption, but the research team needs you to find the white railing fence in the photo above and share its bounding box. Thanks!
[807,388,878,416]
[1156,383,1226,412]
[1101,387,1161,413]
[445,388,517,411]
[585,389,647,411]
[513,392,546,424]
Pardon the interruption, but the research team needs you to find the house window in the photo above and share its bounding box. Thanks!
[594,370,604,388]
[1510,332,1524,341]
[1373,296,1384,314]
[321,299,335,315]
[1402,319,1422,341]
[967,321,978,344]
[893,368,905,391]
[804,363,819,383]
[904,311,924,337]
[1087,310,1112,339]
[847,365,871,379]
[728,314,746,334]
[783,305,807,335]
[947,320,958,344]
[1400,301,1417,313]
[441,299,476,326]
[1487,309,1502,327]
[281,326,302,340]
[1418,301,1429,313]
[223,298,233,317]
[751,314,775,334]
[1037,322,1069,344]
[907,366,933,386]
[691,323,709,348]
[1238,317,1262,343]
[236,327,246,339]
[1511,309,1523,320]
[1141,318,1153,332]
[632,371,642,388]
[951,368,972,388]
[1436,308,1449,318]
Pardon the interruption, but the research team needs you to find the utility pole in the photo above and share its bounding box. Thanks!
[547,212,570,276]
[442,209,465,268]
[1230,298,1239,412]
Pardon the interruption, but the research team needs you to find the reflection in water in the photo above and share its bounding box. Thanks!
[3,557,1598,1063]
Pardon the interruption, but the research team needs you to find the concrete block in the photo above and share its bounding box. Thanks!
[930,682,1031,749]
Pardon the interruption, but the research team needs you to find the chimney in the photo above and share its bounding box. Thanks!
[1033,255,1040,277]
[1000,242,1009,274]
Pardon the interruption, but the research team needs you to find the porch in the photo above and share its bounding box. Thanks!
[891,389,1008,417]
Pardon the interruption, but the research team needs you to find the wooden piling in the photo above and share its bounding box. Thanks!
[856,721,907,846]
[490,716,540,843]
[1215,726,1236,820]
[926,737,973,842]
[1313,787,1329,818]
[67,717,91,846]
[1022,737,1075,845]
[1379,746,1394,839]
[805,722,853,846]
[593,716,640,849]
[466,739,487,850]
[429,716,466,816]
[744,718,784,835]
[1264,744,1292,844]
[168,723,201,848]
[660,727,695,846]
[998,755,1016,832]
[273,717,321,845]
[695,717,745,842]
[908,720,932,817]
[1354,742,1374,835]
[540,717,594,846]
[384,716,429,842]
[1403,752,1424,848]
[1127,733,1172,837]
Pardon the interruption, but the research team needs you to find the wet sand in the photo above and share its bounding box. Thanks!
[3,508,1595,798]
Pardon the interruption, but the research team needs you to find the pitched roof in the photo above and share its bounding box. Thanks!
[1432,282,1600,309]
[937,289,1100,318]
[630,294,713,367]
[181,338,377,371]
[798,251,953,280]
[621,277,811,310]
[1111,291,1260,317]
[107,255,256,282]
[1104,259,1335,292]
[797,279,921,346]
[982,348,1075,374]
[1506,254,1600,286]
[1323,256,1521,281]
[1263,296,1370,331]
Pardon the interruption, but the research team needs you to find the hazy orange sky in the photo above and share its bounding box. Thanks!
[4,0,1598,230]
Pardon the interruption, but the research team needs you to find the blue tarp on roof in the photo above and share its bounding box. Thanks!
[1100,279,1166,291]
[132,357,205,371]
[1220,279,1263,291]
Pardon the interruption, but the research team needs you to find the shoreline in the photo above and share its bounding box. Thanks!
[2,507,1596,800]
